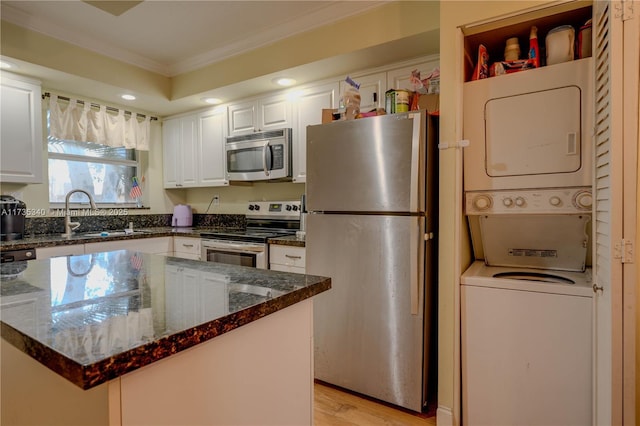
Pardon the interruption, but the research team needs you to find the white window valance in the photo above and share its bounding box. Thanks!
[48,94,151,151]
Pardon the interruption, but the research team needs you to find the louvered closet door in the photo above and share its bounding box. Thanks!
[620,2,639,424]
[593,2,624,425]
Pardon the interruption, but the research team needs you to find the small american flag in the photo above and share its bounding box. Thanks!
[130,177,142,199]
[130,252,143,270]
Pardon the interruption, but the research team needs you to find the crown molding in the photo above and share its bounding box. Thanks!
[2,1,391,78]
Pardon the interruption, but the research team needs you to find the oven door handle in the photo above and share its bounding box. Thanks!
[202,241,265,253]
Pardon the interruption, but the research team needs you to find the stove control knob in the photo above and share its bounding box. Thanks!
[573,190,593,210]
[253,204,260,211]
[286,205,292,211]
[549,196,562,207]
[248,205,255,211]
[515,197,526,207]
[292,205,299,211]
[502,197,514,207]
[473,195,492,211]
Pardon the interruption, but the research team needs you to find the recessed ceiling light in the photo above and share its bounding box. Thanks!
[0,60,17,70]
[202,97,222,105]
[273,77,296,87]
[121,94,136,101]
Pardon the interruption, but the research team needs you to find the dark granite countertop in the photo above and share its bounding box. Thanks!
[0,251,330,389]
[268,235,306,247]
[0,227,215,251]
[1,227,306,251]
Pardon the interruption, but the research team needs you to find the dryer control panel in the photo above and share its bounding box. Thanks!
[465,187,592,215]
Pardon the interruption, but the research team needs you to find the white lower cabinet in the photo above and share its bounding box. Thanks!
[36,244,85,260]
[85,237,173,255]
[164,265,228,331]
[38,237,176,260]
[172,237,201,260]
[269,245,305,273]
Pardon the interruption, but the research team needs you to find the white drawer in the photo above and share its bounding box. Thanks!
[270,263,306,274]
[173,236,201,257]
[85,237,173,255]
[270,245,305,269]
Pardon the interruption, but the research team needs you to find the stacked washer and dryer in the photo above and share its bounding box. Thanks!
[461,57,594,425]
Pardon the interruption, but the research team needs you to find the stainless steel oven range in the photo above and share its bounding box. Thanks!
[200,200,300,269]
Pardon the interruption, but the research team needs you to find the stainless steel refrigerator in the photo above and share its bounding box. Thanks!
[306,111,438,412]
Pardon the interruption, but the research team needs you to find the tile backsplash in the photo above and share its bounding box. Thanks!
[24,214,245,237]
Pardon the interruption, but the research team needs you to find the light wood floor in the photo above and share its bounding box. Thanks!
[314,382,436,426]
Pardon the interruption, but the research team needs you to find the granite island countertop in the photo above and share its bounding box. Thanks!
[0,250,329,389]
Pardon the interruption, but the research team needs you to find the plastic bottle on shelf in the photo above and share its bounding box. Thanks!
[528,26,540,68]
[343,76,361,120]
[504,37,521,61]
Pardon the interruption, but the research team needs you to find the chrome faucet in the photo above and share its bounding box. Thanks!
[62,189,96,237]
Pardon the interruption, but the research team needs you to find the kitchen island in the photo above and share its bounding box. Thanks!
[0,250,330,425]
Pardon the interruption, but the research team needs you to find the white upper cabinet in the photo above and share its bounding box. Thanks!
[164,108,229,189]
[163,115,198,188]
[163,57,438,188]
[339,72,386,113]
[0,73,43,183]
[162,118,180,188]
[258,94,292,131]
[292,81,339,184]
[228,93,292,136]
[227,101,255,135]
[198,107,228,187]
[386,58,440,92]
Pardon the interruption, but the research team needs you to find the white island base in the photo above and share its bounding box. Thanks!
[1,299,313,426]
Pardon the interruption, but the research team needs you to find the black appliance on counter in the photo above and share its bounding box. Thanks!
[1,249,36,263]
[1,195,26,241]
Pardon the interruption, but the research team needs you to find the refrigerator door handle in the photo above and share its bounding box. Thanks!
[410,217,426,315]
[408,113,422,212]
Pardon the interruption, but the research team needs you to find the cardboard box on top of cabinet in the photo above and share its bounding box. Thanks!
[322,109,340,124]
[417,94,439,114]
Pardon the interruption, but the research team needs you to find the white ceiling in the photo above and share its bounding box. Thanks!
[1,0,438,116]
[2,0,388,76]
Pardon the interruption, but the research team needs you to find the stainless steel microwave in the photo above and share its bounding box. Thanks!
[225,128,292,181]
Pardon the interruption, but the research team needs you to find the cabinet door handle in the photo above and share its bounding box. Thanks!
[285,254,302,259]
[182,244,194,248]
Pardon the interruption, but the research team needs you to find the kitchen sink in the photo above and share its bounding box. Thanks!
[83,230,152,237]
